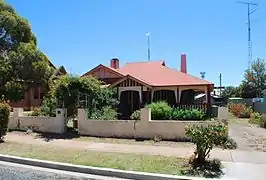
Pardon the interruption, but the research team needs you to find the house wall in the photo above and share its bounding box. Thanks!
[9,108,67,134]
[8,85,45,111]
[78,108,226,140]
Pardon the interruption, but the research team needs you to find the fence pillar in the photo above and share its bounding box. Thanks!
[55,108,67,133]
[140,108,151,123]
[8,108,23,130]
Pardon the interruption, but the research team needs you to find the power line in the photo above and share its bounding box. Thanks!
[237,1,258,70]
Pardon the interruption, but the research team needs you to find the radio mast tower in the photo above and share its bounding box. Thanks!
[237,1,258,70]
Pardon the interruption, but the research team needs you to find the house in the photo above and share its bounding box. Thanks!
[194,93,225,106]
[8,61,67,111]
[82,55,214,118]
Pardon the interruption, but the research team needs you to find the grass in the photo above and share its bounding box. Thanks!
[0,141,185,175]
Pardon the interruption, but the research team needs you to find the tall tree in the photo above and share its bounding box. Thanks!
[221,86,241,99]
[241,58,266,98]
[0,0,53,101]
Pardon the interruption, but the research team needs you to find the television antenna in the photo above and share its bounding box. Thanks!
[237,1,258,70]
[200,72,206,79]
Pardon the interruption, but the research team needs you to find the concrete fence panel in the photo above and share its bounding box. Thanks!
[78,108,224,140]
[8,108,67,134]
[78,109,136,138]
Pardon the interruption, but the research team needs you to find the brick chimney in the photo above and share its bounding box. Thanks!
[110,58,119,69]
[180,54,187,73]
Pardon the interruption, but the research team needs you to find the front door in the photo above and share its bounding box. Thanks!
[118,90,140,119]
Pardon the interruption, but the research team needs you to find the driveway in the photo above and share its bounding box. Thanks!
[228,118,266,152]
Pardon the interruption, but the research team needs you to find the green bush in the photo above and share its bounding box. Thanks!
[250,112,266,128]
[29,108,43,116]
[0,100,11,142]
[40,95,56,117]
[130,110,140,120]
[172,109,205,120]
[89,106,117,120]
[260,115,266,128]
[185,123,234,163]
[146,101,172,120]
[249,112,262,124]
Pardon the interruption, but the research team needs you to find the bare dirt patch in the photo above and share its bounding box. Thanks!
[229,117,266,152]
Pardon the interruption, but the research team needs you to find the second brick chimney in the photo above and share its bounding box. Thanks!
[110,58,119,69]
[180,54,187,73]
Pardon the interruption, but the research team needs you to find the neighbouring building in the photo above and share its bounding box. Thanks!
[194,93,225,106]
[8,61,67,111]
[82,54,214,119]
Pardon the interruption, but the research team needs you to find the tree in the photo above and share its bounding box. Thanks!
[221,86,241,99]
[241,58,266,98]
[44,75,117,119]
[0,0,53,101]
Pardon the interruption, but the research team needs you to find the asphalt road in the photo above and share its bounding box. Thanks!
[0,161,130,180]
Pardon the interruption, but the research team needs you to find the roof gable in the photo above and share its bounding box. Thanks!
[110,74,152,88]
[82,64,125,79]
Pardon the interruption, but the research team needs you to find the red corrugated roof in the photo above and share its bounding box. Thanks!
[117,61,213,86]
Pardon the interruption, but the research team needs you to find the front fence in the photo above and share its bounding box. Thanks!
[176,104,208,113]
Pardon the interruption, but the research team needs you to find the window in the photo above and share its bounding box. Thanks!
[34,86,39,99]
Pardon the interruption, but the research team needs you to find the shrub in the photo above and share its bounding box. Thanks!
[230,104,252,118]
[29,108,43,116]
[130,110,140,120]
[260,114,266,128]
[89,106,117,120]
[249,112,262,124]
[182,123,237,178]
[146,101,172,120]
[250,112,266,128]
[239,105,252,118]
[0,100,11,142]
[185,123,234,163]
[40,95,56,117]
[172,109,205,120]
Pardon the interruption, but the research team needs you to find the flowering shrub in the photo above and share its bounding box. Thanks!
[249,112,266,128]
[230,104,252,118]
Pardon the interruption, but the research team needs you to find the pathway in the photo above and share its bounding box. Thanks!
[228,119,266,152]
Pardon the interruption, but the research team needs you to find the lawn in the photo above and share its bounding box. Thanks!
[0,141,185,175]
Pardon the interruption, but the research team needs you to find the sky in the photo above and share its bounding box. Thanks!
[5,0,266,87]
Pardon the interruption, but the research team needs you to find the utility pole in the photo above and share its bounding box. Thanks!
[237,1,258,70]
[146,32,151,61]
[219,73,222,97]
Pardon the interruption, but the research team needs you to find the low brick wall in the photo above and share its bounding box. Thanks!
[8,108,67,134]
[78,108,227,140]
